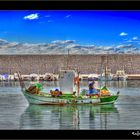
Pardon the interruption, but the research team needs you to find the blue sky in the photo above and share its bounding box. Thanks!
[0,10,140,54]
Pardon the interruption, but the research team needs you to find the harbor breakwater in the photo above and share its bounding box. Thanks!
[0,54,139,74]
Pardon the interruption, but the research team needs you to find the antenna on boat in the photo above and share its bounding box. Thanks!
[66,49,70,69]
[105,62,107,87]
[116,54,121,93]
[118,54,120,90]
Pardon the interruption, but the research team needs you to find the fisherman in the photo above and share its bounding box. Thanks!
[88,80,100,97]
[74,71,80,96]
[74,72,80,86]
[55,89,62,96]
[50,89,62,97]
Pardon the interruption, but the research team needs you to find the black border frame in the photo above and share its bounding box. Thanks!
[0,1,140,10]
[0,0,140,139]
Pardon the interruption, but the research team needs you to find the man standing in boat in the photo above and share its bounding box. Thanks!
[88,80,100,96]
[74,71,80,96]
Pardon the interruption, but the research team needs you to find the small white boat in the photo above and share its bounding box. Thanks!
[1,74,10,81]
[88,74,99,81]
[98,68,113,81]
[30,73,39,81]
[17,70,119,105]
[43,73,56,81]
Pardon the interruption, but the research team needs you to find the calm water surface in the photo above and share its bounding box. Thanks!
[0,80,140,129]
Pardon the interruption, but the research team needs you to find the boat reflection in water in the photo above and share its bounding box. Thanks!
[19,104,119,129]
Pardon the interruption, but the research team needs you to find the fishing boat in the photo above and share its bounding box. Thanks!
[22,89,119,105]
[88,74,99,81]
[113,70,128,81]
[113,55,128,81]
[98,55,113,81]
[98,68,113,81]
[17,70,119,105]
[43,73,56,81]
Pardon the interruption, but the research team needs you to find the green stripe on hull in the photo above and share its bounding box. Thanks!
[100,95,118,103]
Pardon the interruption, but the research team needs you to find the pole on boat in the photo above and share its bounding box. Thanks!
[117,54,120,93]
[77,71,80,97]
[16,72,26,91]
[105,54,108,88]
[105,63,107,87]
[99,56,103,95]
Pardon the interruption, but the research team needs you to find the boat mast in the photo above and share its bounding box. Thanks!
[99,55,104,91]
[105,54,108,87]
[17,72,26,91]
[77,71,80,97]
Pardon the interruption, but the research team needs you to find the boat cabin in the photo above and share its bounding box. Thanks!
[59,69,77,94]
[116,70,126,76]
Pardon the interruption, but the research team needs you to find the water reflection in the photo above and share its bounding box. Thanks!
[20,104,119,129]
[1,80,140,129]
[127,80,140,88]
[98,80,127,88]
[0,81,20,87]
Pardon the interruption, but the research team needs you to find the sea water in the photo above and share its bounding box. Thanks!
[0,80,140,129]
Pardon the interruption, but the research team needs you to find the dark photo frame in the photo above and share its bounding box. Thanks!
[0,0,140,139]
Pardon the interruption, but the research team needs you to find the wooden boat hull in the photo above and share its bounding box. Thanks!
[23,91,119,105]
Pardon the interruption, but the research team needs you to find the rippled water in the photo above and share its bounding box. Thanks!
[0,80,140,129]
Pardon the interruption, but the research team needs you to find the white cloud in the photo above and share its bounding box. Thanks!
[0,38,140,54]
[0,39,8,43]
[132,36,139,40]
[67,44,76,48]
[65,15,71,18]
[52,40,75,44]
[119,32,128,36]
[116,44,133,49]
[124,47,139,54]
[103,46,114,51]
[24,13,39,20]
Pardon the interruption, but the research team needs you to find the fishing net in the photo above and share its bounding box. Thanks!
[33,83,43,91]
[101,86,110,96]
